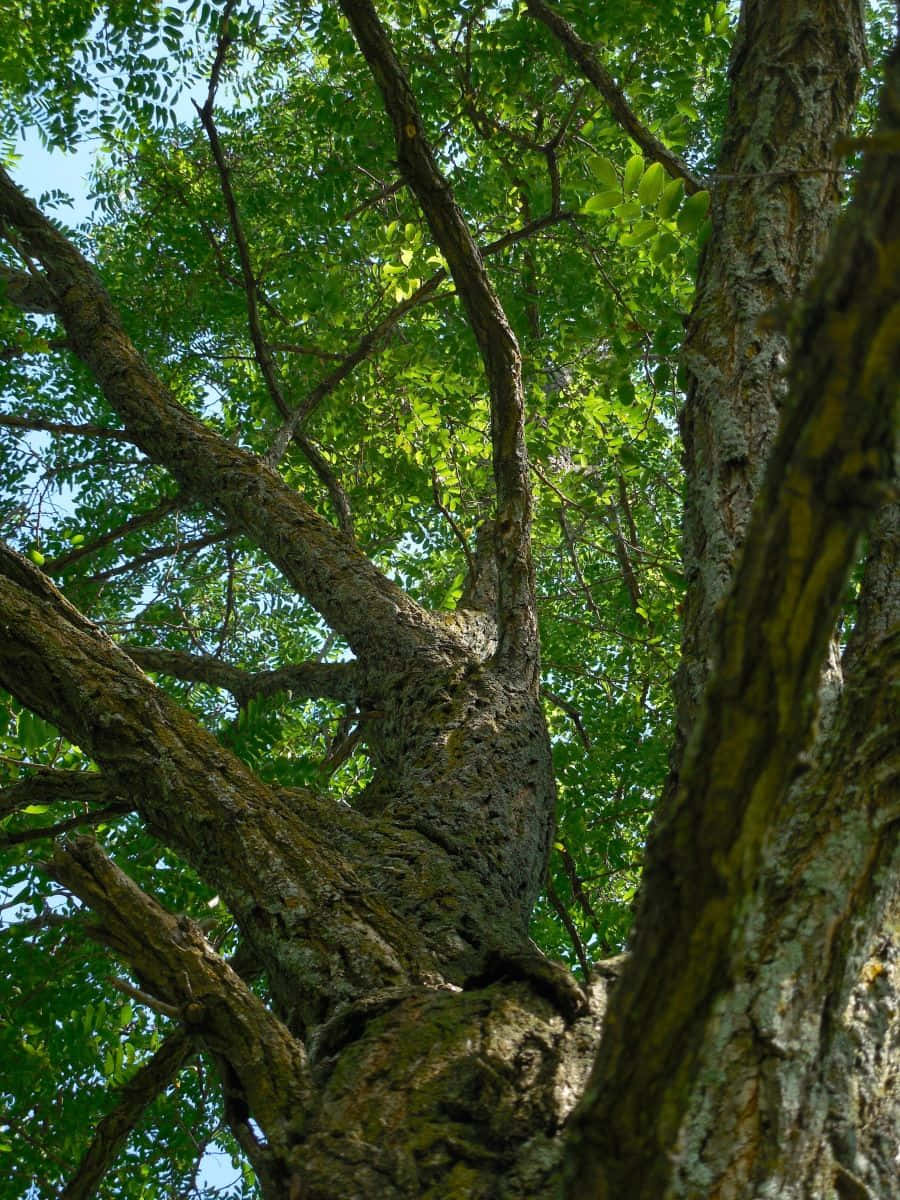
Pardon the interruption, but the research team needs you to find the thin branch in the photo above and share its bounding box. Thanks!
[541,686,591,750]
[546,872,591,976]
[524,0,703,193]
[196,16,355,537]
[558,842,600,925]
[59,1030,194,1200]
[46,495,181,574]
[292,430,355,538]
[340,0,538,678]
[0,806,127,846]
[265,271,449,462]
[83,528,230,585]
[213,543,236,658]
[0,413,132,441]
[266,209,573,464]
[122,645,361,705]
[431,469,475,580]
[107,975,181,1018]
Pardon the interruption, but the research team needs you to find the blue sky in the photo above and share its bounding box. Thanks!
[9,132,97,222]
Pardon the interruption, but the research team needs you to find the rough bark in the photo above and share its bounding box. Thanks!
[674,0,868,755]
[0,2,897,1197]
[561,16,900,1200]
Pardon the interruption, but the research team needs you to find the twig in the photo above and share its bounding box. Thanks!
[541,686,591,749]
[196,10,356,536]
[107,975,180,1019]
[525,0,703,193]
[1,806,127,846]
[0,413,132,441]
[546,872,591,976]
[46,495,180,574]
[265,208,574,465]
[83,528,229,584]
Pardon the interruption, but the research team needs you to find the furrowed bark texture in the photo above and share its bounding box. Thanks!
[0,539,565,1194]
[674,0,868,754]
[1,2,897,1197]
[562,23,900,1200]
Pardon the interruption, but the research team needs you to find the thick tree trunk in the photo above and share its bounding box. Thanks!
[0,2,897,1197]
[674,0,868,758]
[560,7,900,1199]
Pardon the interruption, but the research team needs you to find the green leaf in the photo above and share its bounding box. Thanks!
[28,548,45,566]
[582,189,621,214]
[650,231,680,262]
[638,162,666,207]
[620,219,657,247]
[658,178,684,220]
[623,154,644,195]
[590,156,618,188]
[677,189,711,234]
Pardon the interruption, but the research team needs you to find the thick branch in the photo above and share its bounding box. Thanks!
[0,769,127,819]
[0,543,434,1017]
[60,1030,194,1200]
[0,262,56,313]
[339,0,538,679]
[0,167,444,665]
[566,42,900,1197]
[46,836,312,1157]
[670,0,867,771]
[524,0,703,193]
[123,645,361,706]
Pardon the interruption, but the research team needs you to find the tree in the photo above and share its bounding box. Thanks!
[0,0,897,1196]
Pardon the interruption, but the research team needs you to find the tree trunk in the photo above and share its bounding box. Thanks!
[0,1,897,1197]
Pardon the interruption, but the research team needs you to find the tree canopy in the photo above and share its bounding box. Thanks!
[0,2,897,1197]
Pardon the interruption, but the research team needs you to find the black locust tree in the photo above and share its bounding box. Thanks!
[0,1,897,1197]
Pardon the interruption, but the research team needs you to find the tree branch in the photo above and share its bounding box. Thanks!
[0,167,443,665]
[566,41,899,1192]
[60,1029,195,1200]
[82,528,229,584]
[0,262,57,313]
[0,543,433,1016]
[0,412,132,441]
[122,645,361,706]
[46,835,313,1153]
[0,768,127,819]
[1,806,127,845]
[524,0,703,193]
[266,208,572,464]
[196,17,355,538]
[45,495,180,574]
[339,0,538,680]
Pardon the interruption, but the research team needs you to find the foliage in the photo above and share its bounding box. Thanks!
[0,1,891,1195]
